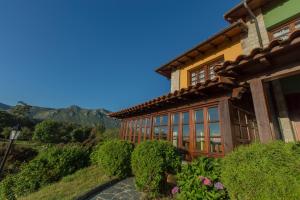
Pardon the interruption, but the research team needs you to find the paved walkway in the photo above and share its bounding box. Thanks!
[89,178,142,200]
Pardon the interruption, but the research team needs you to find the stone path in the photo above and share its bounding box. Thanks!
[88,177,142,200]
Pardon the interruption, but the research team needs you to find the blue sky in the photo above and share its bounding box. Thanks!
[0,0,240,111]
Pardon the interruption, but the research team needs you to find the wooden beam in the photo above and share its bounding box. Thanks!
[219,99,234,154]
[249,79,274,143]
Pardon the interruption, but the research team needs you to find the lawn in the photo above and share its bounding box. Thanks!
[19,165,113,200]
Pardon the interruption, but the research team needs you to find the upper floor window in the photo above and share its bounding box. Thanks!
[189,57,224,86]
[269,17,300,41]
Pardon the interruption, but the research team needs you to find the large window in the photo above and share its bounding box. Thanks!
[208,107,222,153]
[120,105,223,156]
[171,113,180,147]
[269,17,300,41]
[182,112,190,151]
[153,115,169,140]
[194,109,205,151]
[189,58,224,86]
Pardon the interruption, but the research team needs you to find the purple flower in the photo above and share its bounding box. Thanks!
[171,186,179,195]
[202,178,212,186]
[214,182,224,190]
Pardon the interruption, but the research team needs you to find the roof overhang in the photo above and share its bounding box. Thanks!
[216,30,300,79]
[224,0,273,23]
[109,76,237,119]
[155,21,247,79]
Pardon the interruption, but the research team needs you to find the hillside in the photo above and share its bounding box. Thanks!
[0,103,11,111]
[1,102,119,128]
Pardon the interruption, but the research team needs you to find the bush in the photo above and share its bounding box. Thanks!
[0,175,16,200]
[221,141,300,200]
[131,140,181,197]
[33,120,66,143]
[33,120,91,143]
[91,140,133,178]
[0,144,89,199]
[176,157,228,199]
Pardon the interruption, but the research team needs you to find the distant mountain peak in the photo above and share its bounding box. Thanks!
[0,103,12,111]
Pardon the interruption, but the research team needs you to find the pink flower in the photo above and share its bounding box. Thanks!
[171,186,179,195]
[202,177,212,186]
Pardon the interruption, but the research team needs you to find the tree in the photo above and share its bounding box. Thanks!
[33,120,63,143]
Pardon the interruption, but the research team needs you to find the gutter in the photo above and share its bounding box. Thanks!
[243,0,264,48]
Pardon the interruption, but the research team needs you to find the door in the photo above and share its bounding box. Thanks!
[285,93,300,141]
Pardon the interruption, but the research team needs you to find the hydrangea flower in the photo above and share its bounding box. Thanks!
[214,182,224,190]
[171,186,179,195]
[202,177,212,186]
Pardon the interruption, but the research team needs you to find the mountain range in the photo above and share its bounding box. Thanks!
[0,102,119,128]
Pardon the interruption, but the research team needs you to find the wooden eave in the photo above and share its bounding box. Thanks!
[224,0,273,23]
[155,21,247,79]
[215,30,300,80]
[109,76,237,119]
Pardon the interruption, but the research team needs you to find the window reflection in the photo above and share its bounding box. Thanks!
[172,113,179,147]
[208,107,222,153]
[195,109,205,151]
[182,112,190,151]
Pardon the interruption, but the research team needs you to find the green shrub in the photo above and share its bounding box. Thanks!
[0,145,89,199]
[33,120,66,143]
[0,175,16,200]
[221,141,300,200]
[91,140,133,178]
[33,120,92,143]
[131,140,181,197]
[176,157,228,200]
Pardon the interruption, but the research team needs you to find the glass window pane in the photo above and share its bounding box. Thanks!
[210,137,222,153]
[172,113,179,125]
[161,115,168,126]
[195,109,204,123]
[172,126,178,147]
[209,122,220,136]
[141,127,145,140]
[154,117,159,126]
[161,126,168,140]
[182,125,190,150]
[195,124,205,151]
[208,107,219,121]
[296,20,300,29]
[146,118,150,127]
[273,27,290,40]
[154,127,160,139]
[183,112,189,124]
[146,128,151,140]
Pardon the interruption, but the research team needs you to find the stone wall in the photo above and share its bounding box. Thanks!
[170,69,180,92]
[241,8,270,55]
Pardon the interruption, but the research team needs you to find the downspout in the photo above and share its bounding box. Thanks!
[243,0,264,48]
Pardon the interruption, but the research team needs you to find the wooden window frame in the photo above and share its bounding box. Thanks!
[120,101,225,158]
[268,16,300,41]
[152,114,169,141]
[188,56,224,87]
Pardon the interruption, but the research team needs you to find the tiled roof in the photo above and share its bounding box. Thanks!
[109,76,236,118]
[215,30,300,75]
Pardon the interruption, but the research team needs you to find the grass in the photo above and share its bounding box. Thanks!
[19,165,113,200]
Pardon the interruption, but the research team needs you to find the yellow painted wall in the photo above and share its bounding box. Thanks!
[179,38,243,89]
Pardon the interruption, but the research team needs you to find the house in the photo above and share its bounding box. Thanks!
[109,0,300,160]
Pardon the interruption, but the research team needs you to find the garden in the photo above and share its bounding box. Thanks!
[1,111,300,200]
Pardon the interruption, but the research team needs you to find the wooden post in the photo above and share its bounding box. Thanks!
[250,79,274,143]
[219,99,234,154]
